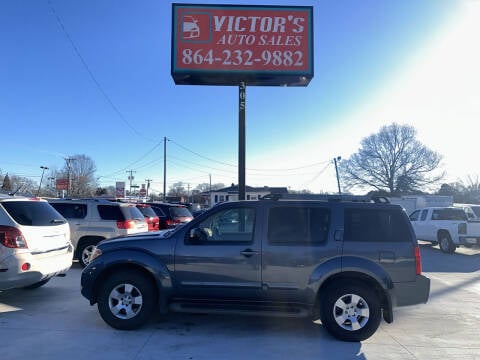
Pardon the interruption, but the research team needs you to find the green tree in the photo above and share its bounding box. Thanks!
[340,123,444,194]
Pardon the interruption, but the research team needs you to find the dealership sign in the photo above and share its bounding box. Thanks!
[171,4,313,86]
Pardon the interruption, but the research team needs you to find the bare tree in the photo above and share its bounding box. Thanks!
[195,182,226,192]
[168,182,187,197]
[340,123,444,194]
[57,154,98,197]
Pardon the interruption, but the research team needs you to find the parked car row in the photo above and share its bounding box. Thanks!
[48,199,195,267]
[1,194,197,292]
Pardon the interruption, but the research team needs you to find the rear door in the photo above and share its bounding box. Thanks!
[261,203,340,303]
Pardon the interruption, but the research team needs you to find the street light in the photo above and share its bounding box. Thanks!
[37,166,49,196]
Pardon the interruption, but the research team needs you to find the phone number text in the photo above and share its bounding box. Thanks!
[181,49,304,67]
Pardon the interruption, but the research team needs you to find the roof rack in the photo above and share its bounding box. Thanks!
[260,193,390,204]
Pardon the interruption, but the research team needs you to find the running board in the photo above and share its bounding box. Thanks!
[169,300,310,318]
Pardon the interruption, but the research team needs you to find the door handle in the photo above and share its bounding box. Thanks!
[240,249,259,257]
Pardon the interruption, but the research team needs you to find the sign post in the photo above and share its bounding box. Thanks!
[239,81,246,200]
[171,4,313,199]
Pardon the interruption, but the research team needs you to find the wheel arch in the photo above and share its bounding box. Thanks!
[88,251,173,313]
[437,229,451,240]
[311,257,394,324]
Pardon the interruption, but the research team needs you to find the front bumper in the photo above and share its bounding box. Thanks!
[80,260,105,304]
[393,274,430,307]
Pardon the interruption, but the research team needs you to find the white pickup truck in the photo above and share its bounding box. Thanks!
[409,206,480,253]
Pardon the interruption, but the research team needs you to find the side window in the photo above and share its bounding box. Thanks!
[344,208,411,243]
[151,206,166,217]
[420,209,428,221]
[51,203,87,219]
[97,205,125,221]
[192,207,255,244]
[409,210,420,221]
[268,206,330,245]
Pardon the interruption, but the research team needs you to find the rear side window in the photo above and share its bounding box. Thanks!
[268,206,330,245]
[50,203,87,219]
[431,208,467,221]
[150,206,166,217]
[136,206,157,218]
[126,206,144,220]
[344,208,411,243]
[170,206,192,218]
[97,205,125,221]
[1,201,66,226]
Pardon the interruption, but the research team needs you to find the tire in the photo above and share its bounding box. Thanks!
[22,278,50,290]
[438,233,456,254]
[97,270,156,330]
[320,281,381,342]
[77,239,100,267]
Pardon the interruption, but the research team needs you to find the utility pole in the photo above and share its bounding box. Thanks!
[163,137,168,202]
[334,156,342,195]
[126,170,136,195]
[64,157,76,196]
[145,178,152,198]
[37,166,49,196]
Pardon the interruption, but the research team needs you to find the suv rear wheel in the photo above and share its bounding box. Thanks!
[97,270,156,330]
[320,281,381,342]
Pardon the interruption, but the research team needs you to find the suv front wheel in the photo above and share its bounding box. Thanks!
[97,270,156,330]
[320,281,381,342]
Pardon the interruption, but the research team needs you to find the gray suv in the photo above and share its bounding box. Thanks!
[81,196,430,341]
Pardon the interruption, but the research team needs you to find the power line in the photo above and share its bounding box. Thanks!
[48,0,153,142]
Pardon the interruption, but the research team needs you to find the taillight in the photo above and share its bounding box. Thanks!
[0,225,28,249]
[414,245,422,275]
[165,219,180,227]
[458,223,467,235]
[116,220,136,229]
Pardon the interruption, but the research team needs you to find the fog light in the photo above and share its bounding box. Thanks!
[21,263,31,271]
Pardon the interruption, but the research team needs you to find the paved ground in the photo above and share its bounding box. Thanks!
[1,242,479,360]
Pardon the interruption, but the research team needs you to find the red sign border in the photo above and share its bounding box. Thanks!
[171,3,314,86]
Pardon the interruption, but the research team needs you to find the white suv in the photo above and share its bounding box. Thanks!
[0,194,73,290]
[48,199,148,267]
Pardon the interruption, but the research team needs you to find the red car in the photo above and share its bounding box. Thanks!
[135,204,160,231]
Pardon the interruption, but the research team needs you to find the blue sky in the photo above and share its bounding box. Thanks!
[1,0,478,194]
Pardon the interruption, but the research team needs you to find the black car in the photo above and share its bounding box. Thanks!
[81,195,430,342]
[144,202,193,229]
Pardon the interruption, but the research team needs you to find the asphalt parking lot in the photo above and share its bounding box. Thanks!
[1,242,480,360]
